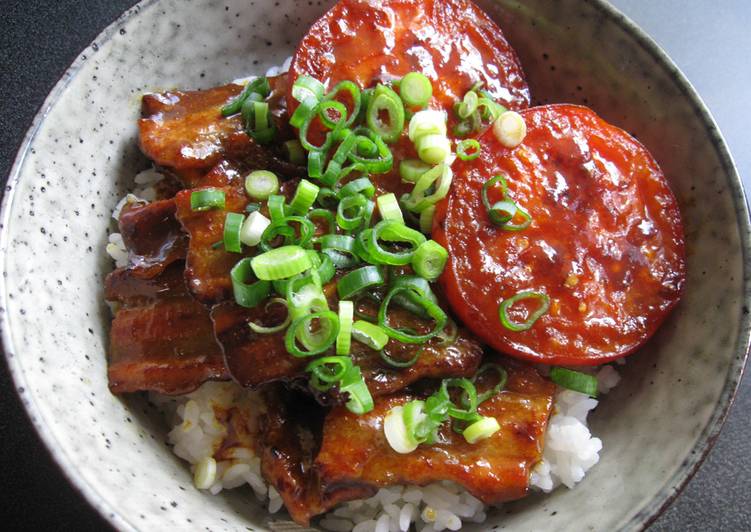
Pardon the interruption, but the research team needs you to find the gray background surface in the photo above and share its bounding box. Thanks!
[0,0,749,530]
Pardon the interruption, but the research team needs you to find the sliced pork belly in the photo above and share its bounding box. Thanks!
[139,75,301,187]
[105,263,227,395]
[315,360,555,505]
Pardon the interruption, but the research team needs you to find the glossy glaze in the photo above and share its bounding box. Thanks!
[118,198,187,278]
[106,263,227,395]
[289,0,530,113]
[435,104,686,365]
[315,360,554,505]
[139,76,299,187]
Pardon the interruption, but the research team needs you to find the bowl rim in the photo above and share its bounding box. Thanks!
[0,0,748,530]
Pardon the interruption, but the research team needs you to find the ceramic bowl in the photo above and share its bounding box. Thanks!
[1,0,748,530]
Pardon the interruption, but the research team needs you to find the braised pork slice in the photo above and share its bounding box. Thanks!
[315,360,555,505]
[117,198,187,278]
[139,75,300,186]
[174,169,300,303]
[105,262,227,394]
[213,298,482,397]
[258,386,372,526]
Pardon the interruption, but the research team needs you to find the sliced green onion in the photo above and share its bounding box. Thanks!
[230,258,271,308]
[306,208,336,234]
[251,245,313,280]
[289,179,320,215]
[222,212,244,253]
[340,365,373,414]
[366,84,405,143]
[318,100,348,129]
[267,194,286,223]
[285,311,339,357]
[286,276,329,321]
[249,298,291,334]
[366,220,426,266]
[337,265,385,300]
[456,139,481,161]
[273,254,334,298]
[299,104,336,153]
[245,202,261,214]
[457,90,479,119]
[291,75,325,104]
[376,193,404,223]
[336,301,354,355]
[307,150,326,179]
[290,96,317,129]
[348,127,393,174]
[336,193,370,232]
[399,72,432,108]
[493,110,527,148]
[473,363,508,404]
[222,77,270,116]
[481,175,531,230]
[259,216,315,251]
[498,291,550,331]
[320,234,360,269]
[416,134,451,165]
[284,140,306,165]
[190,189,225,211]
[435,318,458,347]
[323,80,362,128]
[463,416,500,444]
[402,164,453,213]
[351,320,389,350]
[245,170,279,200]
[550,367,599,397]
[408,110,447,142]
[419,205,435,234]
[378,286,447,344]
[411,239,448,281]
[443,378,479,421]
[380,348,420,368]
[306,355,353,391]
[384,405,420,454]
[339,177,375,199]
[399,159,431,183]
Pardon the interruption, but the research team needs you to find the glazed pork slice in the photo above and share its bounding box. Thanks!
[117,198,188,279]
[105,262,227,395]
[315,360,555,505]
[212,299,482,397]
[173,168,300,303]
[139,74,301,187]
[257,386,372,526]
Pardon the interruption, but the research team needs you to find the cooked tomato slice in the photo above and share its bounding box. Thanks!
[434,104,686,365]
[288,0,530,114]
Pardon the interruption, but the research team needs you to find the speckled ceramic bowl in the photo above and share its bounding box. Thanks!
[1,0,748,530]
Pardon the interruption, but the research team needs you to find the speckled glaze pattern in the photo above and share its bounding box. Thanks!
[0,0,747,531]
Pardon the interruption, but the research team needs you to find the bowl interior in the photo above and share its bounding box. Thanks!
[1,0,747,530]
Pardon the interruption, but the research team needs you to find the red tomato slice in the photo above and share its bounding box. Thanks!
[288,0,530,114]
[434,104,686,365]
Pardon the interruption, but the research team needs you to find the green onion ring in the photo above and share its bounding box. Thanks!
[498,290,550,331]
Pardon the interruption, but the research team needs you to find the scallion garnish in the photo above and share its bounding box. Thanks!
[230,258,271,308]
[376,193,404,223]
[399,159,431,183]
[399,72,432,109]
[351,320,390,351]
[481,175,532,230]
[550,367,598,397]
[291,75,326,104]
[379,280,447,344]
[498,290,550,331]
[336,265,385,300]
[239,211,271,247]
[366,84,405,143]
[336,301,354,355]
[221,76,270,116]
[379,348,420,368]
[250,245,313,281]
[244,170,279,200]
[411,239,448,281]
[456,138,481,161]
[288,179,320,215]
[190,188,226,211]
[222,212,244,253]
[248,298,291,334]
[462,416,501,444]
[366,220,426,266]
[285,310,340,357]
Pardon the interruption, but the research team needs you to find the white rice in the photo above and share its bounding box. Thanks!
[149,366,620,531]
[110,57,622,529]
